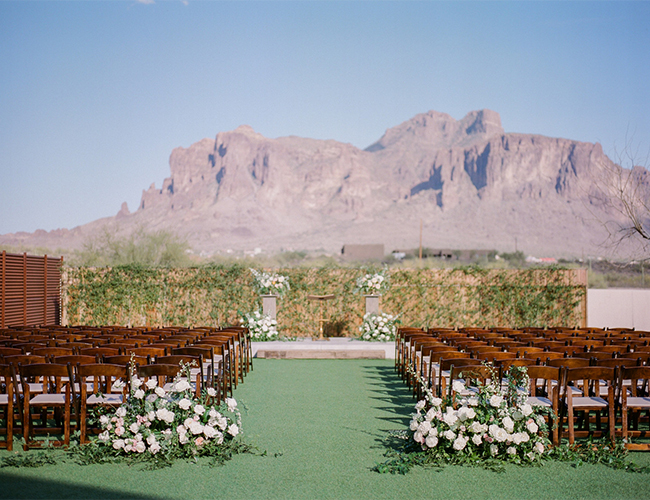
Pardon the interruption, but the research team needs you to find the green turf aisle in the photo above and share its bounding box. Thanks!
[2,359,650,499]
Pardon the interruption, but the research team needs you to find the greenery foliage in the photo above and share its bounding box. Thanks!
[72,228,190,268]
[63,265,585,335]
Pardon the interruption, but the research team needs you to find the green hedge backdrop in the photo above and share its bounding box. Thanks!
[62,265,587,337]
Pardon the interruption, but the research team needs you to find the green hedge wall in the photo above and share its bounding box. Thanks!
[62,265,586,336]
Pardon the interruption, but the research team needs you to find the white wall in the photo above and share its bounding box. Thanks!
[587,289,650,331]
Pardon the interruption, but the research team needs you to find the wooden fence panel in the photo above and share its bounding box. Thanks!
[0,251,63,327]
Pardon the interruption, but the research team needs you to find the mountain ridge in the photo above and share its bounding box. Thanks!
[0,109,623,258]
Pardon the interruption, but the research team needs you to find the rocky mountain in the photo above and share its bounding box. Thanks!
[1,109,627,258]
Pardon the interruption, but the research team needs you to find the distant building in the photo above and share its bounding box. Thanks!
[341,244,385,262]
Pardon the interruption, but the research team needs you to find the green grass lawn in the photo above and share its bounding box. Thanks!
[2,359,650,499]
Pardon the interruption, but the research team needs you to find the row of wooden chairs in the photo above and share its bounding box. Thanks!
[446,362,650,449]
[396,326,650,388]
[0,324,254,404]
[0,359,215,451]
[397,327,650,449]
[0,324,254,450]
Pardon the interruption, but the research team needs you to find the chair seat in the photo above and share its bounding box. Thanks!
[570,396,609,408]
[30,394,67,405]
[87,394,123,405]
[0,395,9,405]
[627,396,650,409]
[528,396,552,407]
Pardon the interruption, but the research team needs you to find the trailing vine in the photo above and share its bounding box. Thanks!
[63,265,585,335]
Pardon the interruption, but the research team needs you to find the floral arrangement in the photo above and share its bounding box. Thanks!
[355,270,389,295]
[359,312,399,342]
[241,311,279,341]
[250,269,290,297]
[80,362,247,466]
[404,365,552,467]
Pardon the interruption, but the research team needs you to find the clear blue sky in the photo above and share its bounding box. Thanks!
[1,0,649,235]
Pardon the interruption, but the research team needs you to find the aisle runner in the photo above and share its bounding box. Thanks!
[231,359,413,496]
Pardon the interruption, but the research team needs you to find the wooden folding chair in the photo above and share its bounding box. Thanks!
[19,363,71,449]
[448,364,495,399]
[620,366,650,450]
[137,364,183,392]
[155,355,203,396]
[172,346,220,401]
[561,366,617,445]
[525,365,562,446]
[0,364,15,451]
[71,363,129,444]
[435,355,478,397]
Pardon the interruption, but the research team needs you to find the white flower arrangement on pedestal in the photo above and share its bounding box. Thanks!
[359,312,398,342]
[82,362,245,466]
[355,270,389,295]
[250,269,290,297]
[241,311,278,341]
[408,365,552,465]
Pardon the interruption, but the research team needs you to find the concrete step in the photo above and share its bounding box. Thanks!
[256,349,385,359]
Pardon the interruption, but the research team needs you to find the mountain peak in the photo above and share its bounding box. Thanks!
[365,109,503,152]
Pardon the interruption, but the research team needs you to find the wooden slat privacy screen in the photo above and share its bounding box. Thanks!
[0,251,63,327]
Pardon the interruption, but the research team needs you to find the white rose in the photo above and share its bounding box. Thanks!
[194,405,205,416]
[417,421,432,435]
[116,407,127,418]
[98,430,110,442]
[527,421,539,434]
[175,380,192,393]
[203,425,217,439]
[145,379,158,390]
[502,416,515,433]
[489,425,508,443]
[227,424,239,437]
[443,409,458,427]
[131,377,143,389]
[188,421,203,435]
[413,431,424,443]
[490,444,499,456]
[99,415,110,426]
[507,446,517,455]
[490,395,504,407]
[521,404,534,417]
[129,422,140,433]
[469,421,487,434]
[207,388,217,397]
[429,397,443,408]
[134,389,145,400]
[226,398,238,412]
[443,429,456,441]
[534,442,545,454]
[452,381,465,394]
[457,407,476,421]
[178,398,192,410]
[146,434,157,446]
[112,439,125,450]
[425,435,439,448]
[149,442,161,454]
[472,434,482,446]
[453,435,468,451]
[155,387,166,398]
